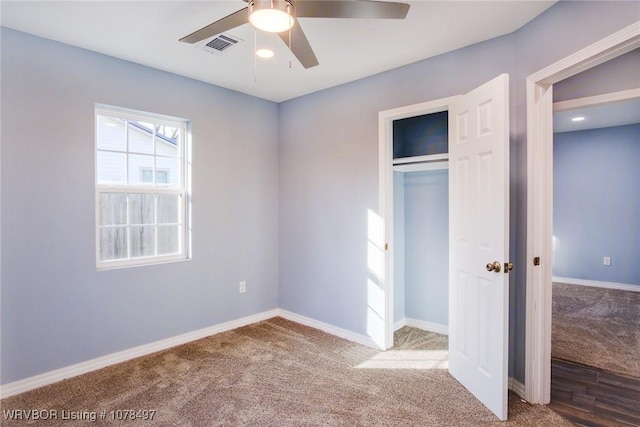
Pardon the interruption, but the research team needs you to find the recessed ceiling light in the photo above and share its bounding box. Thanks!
[256,48,275,59]
[571,116,586,122]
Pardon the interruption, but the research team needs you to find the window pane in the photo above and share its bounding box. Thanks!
[140,168,154,183]
[97,151,126,184]
[158,225,180,256]
[130,226,155,258]
[156,126,180,158]
[100,227,128,261]
[156,156,180,188]
[128,154,154,186]
[129,193,154,225]
[155,170,169,184]
[128,121,154,154]
[95,107,188,268]
[97,115,126,151]
[99,193,127,225]
[157,194,180,224]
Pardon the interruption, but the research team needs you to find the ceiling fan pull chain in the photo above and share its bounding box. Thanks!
[288,3,292,69]
[254,29,258,82]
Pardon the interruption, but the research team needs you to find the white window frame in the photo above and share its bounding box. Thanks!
[95,105,191,270]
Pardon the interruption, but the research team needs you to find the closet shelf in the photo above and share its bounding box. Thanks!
[393,153,449,172]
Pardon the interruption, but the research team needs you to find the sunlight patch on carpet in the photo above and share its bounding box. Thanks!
[355,350,449,370]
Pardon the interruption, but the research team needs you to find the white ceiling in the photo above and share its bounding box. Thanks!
[1,1,555,103]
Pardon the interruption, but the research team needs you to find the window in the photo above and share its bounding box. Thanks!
[140,167,169,184]
[95,105,190,269]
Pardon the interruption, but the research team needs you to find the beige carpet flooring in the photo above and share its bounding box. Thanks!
[1,317,571,426]
[394,325,448,351]
[552,282,640,378]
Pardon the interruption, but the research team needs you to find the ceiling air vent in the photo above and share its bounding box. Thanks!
[199,34,242,55]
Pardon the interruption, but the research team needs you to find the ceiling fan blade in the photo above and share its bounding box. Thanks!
[277,20,319,69]
[180,7,249,44]
[295,0,410,19]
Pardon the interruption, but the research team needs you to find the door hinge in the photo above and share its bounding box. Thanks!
[384,243,389,251]
[533,257,540,266]
[504,262,514,273]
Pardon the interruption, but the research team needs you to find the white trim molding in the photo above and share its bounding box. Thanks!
[393,318,449,335]
[0,309,379,399]
[275,309,379,349]
[1,307,475,402]
[553,88,640,112]
[0,310,279,399]
[394,319,407,331]
[405,318,449,336]
[525,20,640,405]
[527,22,640,86]
[509,377,526,400]
[553,277,640,292]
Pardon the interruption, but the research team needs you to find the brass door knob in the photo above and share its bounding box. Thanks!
[486,261,502,273]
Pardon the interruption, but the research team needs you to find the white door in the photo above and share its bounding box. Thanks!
[448,74,510,420]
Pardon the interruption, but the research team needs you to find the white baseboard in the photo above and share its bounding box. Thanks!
[0,309,279,399]
[0,309,381,399]
[275,309,379,349]
[401,318,449,335]
[509,377,526,399]
[0,309,453,400]
[393,319,406,331]
[553,276,640,292]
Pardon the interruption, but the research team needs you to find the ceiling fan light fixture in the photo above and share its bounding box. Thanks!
[256,48,275,58]
[249,0,294,33]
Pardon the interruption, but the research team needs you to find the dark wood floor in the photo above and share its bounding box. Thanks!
[549,358,640,426]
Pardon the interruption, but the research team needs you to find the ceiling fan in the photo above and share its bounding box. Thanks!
[179,0,410,69]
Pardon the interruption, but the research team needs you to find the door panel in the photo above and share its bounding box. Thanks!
[449,74,510,420]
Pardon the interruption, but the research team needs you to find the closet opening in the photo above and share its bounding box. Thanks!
[392,111,450,354]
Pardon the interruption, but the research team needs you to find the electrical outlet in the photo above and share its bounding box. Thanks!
[603,257,611,266]
[239,281,247,294]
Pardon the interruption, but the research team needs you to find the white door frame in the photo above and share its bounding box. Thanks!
[378,95,461,350]
[525,20,640,404]
[553,87,640,113]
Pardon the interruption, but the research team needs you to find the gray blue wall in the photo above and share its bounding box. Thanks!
[403,170,449,325]
[279,1,640,383]
[393,170,449,327]
[553,124,640,285]
[1,28,280,384]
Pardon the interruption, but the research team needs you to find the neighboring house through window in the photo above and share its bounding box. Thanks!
[95,105,190,269]
[140,167,169,184]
